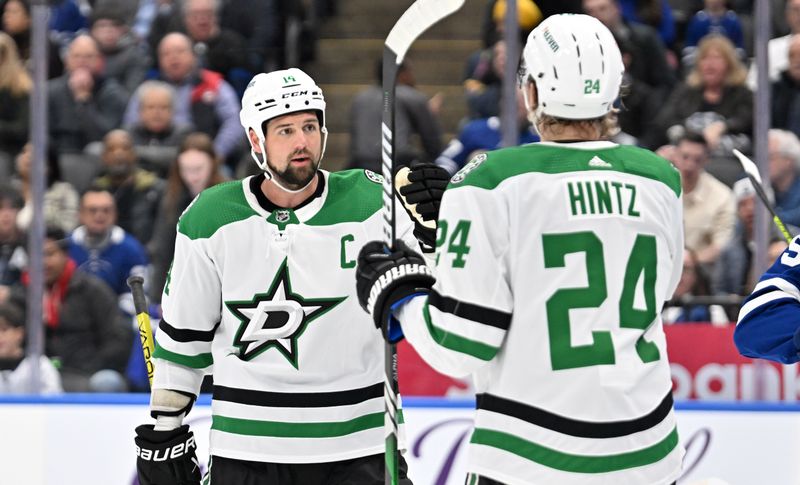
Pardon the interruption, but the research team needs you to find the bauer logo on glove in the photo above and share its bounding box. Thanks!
[356,240,436,342]
[367,262,434,311]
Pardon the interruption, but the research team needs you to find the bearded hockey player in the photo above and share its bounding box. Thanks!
[357,14,685,485]
[133,68,447,485]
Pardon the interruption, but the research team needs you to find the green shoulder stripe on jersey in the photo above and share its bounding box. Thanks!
[305,170,382,226]
[178,180,259,240]
[471,426,679,474]
[212,410,405,438]
[423,301,500,361]
[153,343,213,369]
[450,144,681,198]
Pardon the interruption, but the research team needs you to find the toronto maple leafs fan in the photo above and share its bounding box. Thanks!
[356,14,686,485]
[133,68,447,485]
[734,235,800,364]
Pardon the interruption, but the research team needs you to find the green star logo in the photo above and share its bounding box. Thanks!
[226,259,346,368]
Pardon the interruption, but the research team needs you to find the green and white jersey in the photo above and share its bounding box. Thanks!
[153,169,415,464]
[397,141,685,485]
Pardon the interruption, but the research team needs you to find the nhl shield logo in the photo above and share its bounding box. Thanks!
[451,153,487,184]
[275,210,291,223]
[364,169,384,184]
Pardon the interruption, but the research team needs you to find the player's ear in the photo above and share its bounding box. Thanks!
[248,128,263,154]
[524,81,538,112]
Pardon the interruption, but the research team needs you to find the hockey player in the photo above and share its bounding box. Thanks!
[734,236,800,364]
[133,68,446,485]
[356,14,685,485]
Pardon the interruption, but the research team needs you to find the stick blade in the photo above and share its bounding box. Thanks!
[732,149,763,184]
[385,0,466,63]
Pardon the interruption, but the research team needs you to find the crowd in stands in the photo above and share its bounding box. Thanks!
[0,0,799,392]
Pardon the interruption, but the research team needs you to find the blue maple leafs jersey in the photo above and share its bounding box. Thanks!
[735,235,800,364]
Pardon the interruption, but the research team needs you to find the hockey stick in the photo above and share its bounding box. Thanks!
[128,275,155,388]
[381,1,465,483]
[732,149,793,243]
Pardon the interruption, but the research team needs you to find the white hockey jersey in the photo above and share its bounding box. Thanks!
[153,169,415,464]
[397,141,685,485]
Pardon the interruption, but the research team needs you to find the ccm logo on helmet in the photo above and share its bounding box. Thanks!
[282,90,309,98]
[136,435,196,461]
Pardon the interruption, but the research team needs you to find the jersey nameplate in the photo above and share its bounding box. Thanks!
[565,178,640,219]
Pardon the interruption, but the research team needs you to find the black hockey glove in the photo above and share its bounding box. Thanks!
[356,240,435,343]
[395,161,450,251]
[135,424,201,485]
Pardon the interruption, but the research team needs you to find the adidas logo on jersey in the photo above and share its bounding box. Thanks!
[588,156,613,168]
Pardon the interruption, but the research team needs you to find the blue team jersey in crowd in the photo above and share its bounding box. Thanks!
[434,116,539,174]
[68,226,149,296]
[735,236,800,364]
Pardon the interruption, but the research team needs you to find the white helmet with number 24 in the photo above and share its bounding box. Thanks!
[521,14,623,120]
[239,68,328,174]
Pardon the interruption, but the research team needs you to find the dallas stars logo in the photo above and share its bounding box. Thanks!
[226,259,345,368]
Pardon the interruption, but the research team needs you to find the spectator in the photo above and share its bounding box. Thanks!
[0,31,30,179]
[614,32,660,145]
[653,35,752,184]
[663,248,728,324]
[748,0,800,88]
[218,0,281,73]
[129,0,158,41]
[349,59,443,171]
[712,178,759,298]
[68,188,149,306]
[8,227,131,392]
[126,80,193,177]
[463,39,506,119]
[91,130,164,246]
[618,0,676,47]
[668,134,735,266]
[148,132,226,302]
[771,34,800,138]
[712,178,793,305]
[48,0,87,47]
[435,89,538,175]
[48,34,129,191]
[12,143,79,234]
[182,0,250,95]
[683,0,745,59]
[583,0,676,97]
[0,184,25,299]
[123,32,242,164]
[769,129,800,228]
[89,6,151,96]
[0,302,62,394]
[2,0,64,78]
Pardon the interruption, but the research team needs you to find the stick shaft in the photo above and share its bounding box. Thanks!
[381,44,400,485]
[127,276,155,388]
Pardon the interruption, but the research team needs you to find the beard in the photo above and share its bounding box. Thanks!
[267,149,320,190]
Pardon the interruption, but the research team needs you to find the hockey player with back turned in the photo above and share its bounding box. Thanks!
[356,14,685,485]
[132,68,448,485]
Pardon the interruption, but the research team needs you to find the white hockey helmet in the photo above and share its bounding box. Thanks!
[521,14,623,120]
[239,68,327,172]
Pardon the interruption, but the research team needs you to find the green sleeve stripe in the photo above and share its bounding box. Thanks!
[423,301,500,361]
[212,410,405,438]
[470,426,679,474]
[153,343,213,369]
